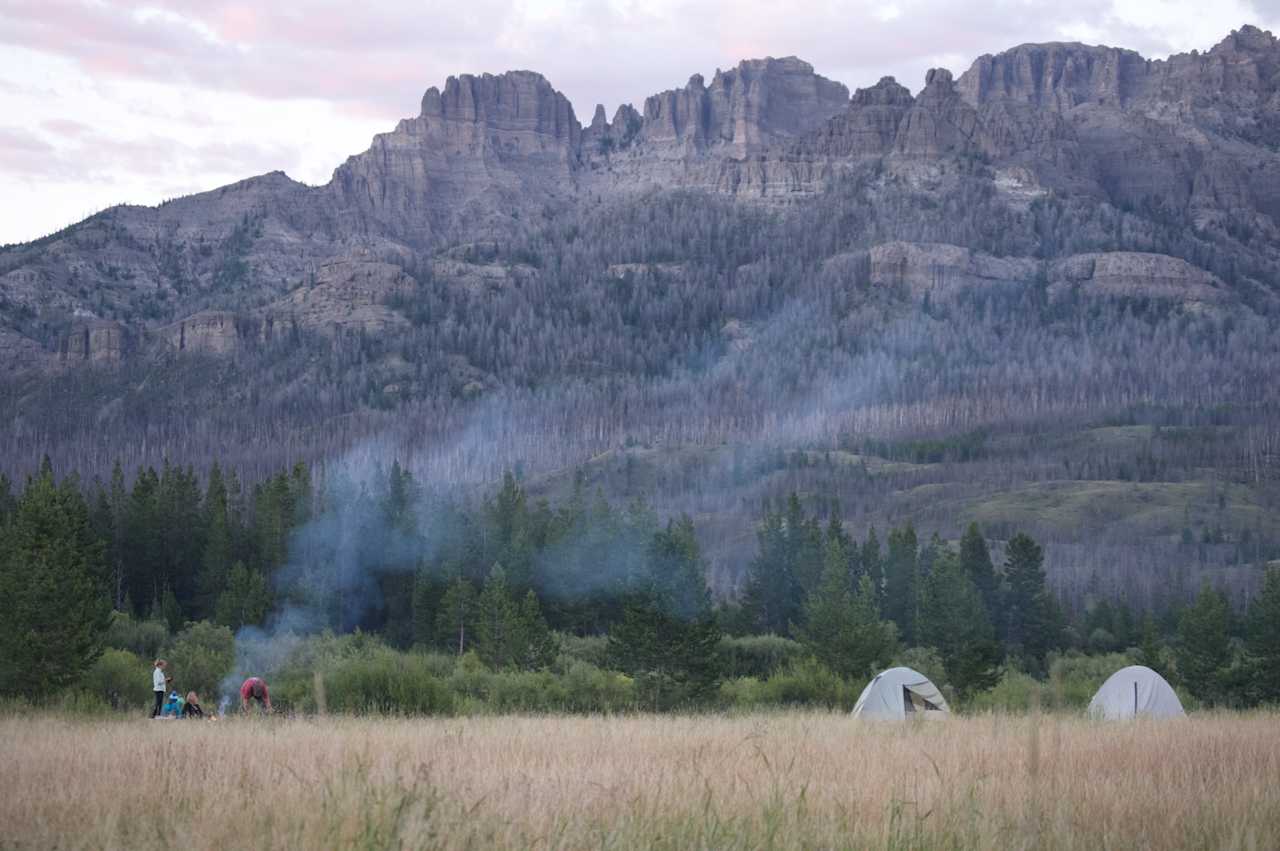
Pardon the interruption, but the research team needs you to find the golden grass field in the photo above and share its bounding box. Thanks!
[3,711,1279,850]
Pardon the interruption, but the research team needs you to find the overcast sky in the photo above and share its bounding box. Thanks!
[1,0,1276,245]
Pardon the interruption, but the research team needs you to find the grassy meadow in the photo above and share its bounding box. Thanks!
[3,711,1279,850]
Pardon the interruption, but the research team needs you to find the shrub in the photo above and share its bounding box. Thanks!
[165,621,234,702]
[966,669,1047,713]
[1047,651,1134,709]
[79,648,152,710]
[717,634,805,679]
[559,660,634,713]
[557,634,609,668]
[890,647,948,690]
[323,648,454,715]
[104,611,169,659]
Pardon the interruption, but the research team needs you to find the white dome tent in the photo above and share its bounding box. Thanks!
[851,667,950,720]
[1087,665,1185,720]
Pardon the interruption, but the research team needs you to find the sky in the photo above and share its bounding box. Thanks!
[0,0,1276,245]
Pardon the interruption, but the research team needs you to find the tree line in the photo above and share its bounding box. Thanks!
[2,457,1279,710]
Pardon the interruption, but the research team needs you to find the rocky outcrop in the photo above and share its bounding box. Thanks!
[957,26,1280,123]
[159,310,249,355]
[60,319,125,364]
[957,43,1146,109]
[263,259,415,335]
[1050,252,1228,307]
[634,58,849,157]
[328,70,582,243]
[867,242,1038,299]
[861,242,1231,310]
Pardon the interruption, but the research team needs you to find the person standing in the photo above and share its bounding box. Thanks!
[150,659,167,718]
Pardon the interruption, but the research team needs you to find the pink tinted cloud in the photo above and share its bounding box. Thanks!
[4,0,1245,125]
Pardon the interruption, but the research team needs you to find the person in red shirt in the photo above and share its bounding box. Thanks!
[239,677,272,713]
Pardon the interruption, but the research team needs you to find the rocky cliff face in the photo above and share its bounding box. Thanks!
[2,26,1279,382]
[328,70,582,244]
[633,57,850,157]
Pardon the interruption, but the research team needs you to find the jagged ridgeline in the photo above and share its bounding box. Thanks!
[0,27,1279,599]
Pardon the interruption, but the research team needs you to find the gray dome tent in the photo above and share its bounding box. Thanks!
[851,667,950,720]
[1087,665,1185,720]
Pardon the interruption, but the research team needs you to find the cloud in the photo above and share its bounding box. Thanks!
[2,0,1272,118]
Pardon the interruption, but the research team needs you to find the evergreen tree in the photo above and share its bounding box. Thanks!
[786,493,824,597]
[434,575,476,654]
[474,565,519,668]
[198,463,232,619]
[883,523,919,643]
[1135,613,1167,676]
[106,461,128,610]
[1176,585,1234,705]
[743,503,801,634]
[377,461,418,648]
[1248,567,1280,704]
[214,562,270,631]
[608,516,721,708]
[918,549,1001,697]
[0,467,111,698]
[123,466,162,613]
[1002,532,1060,673]
[796,536,895,679]
[860,527,883,605]
[958,522,997,618]
[511,590,557,670]
[159,585,183,633]
[0,472,14,524]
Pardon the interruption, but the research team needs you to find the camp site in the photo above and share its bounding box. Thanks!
[6,3,1280,848]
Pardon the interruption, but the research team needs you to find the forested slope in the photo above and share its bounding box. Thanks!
[1,27,1279,602]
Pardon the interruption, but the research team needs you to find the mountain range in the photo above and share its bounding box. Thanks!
[2,26,1279,603]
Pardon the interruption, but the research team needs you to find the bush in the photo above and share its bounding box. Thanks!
[1047,651,1134,709]
[966,669,1047,713]
[79,648,152,710]
[559,660,635,712]
[323,647,454,715]
[760,658,862,709]
[104,611,169,659]
[890,647,948,690]
[165,621,234,702]
[556,634,609,668]
[717,634,805,679]
[721,657,862,711]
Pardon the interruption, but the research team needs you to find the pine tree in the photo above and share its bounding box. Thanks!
[958,522,997,618]
[796,536,895,679]
[0,466,111,698]
[434,575,476,654]
[608,516,721,708]
[1002,532,1060,673]
[1248,567,1280,704]
[214,562,270,631]
[883,523,919,643]
[198,463,232,619]
[474,565,519,668]
[743,504,800,634]
[123,466,162,613]
[918,549,1001,697]
[1176,585,1234,705]
[860,527,883,605]
[1136,613,1167,676]
[512,590,557,670]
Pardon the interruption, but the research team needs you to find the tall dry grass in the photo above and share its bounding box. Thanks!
[2,711,1278,849]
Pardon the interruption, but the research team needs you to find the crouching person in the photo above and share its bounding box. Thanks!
[240,677,272,714]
